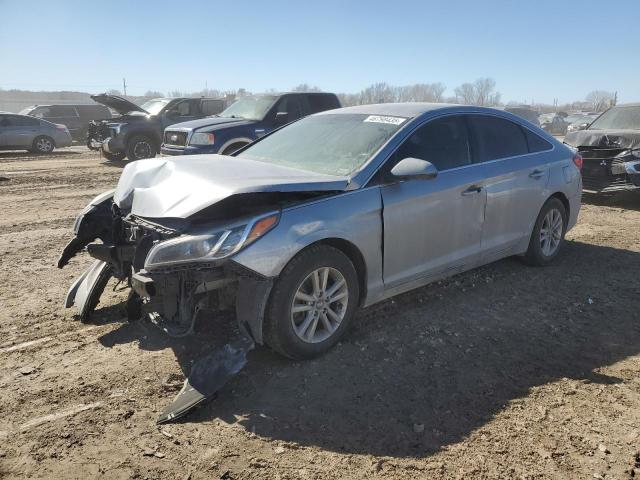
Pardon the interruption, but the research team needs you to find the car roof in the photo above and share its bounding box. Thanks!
[316,102,484,118]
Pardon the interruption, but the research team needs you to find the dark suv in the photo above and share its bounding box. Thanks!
[19,104,112,141]
[161,92,340,156]
[87,94,225,161]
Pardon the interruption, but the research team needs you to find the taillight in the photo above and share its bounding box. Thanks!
[572,153,583,169]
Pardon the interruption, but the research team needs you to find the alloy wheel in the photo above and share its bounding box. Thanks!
[36,137,53,152]
[290,267,349,343]
[539,208,563,256]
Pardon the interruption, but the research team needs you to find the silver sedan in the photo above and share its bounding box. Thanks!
[60,103,582,416]
[0,112,72,153]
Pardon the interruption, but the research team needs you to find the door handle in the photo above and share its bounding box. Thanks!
[529,169,546,179]
[461,185,483,196]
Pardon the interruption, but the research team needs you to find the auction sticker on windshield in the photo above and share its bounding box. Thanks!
[364,115,407,125]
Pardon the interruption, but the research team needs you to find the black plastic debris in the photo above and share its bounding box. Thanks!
[157,334,255,424]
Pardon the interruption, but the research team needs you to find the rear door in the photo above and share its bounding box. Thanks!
[380,115,486,290]
[468,114,552,261]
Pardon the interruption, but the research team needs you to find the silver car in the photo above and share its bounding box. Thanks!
[0,112,72,153]
[59,103,582,421]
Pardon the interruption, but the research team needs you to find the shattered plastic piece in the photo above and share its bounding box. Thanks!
[65,260,112,322]
[157,334,255,424]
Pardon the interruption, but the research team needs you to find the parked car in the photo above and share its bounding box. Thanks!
[0,112,72,153]
[504,106,540,126]
[564,103,640,193]
[19,104,111,142]
[59,103,581,421]
[161,92,340,156]
[87,94,226,161]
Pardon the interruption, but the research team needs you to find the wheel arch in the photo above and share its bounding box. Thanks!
[303,237,368,307]
[219,137,252,155]
[548,191,570,221]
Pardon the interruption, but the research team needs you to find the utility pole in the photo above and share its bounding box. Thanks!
[123,78,127,96]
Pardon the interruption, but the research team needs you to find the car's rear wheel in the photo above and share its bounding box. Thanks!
[126,135,156,161]
[523,197,567,266]
[102,151,126,162]
[31,136,55,154]
[263,244,360,359]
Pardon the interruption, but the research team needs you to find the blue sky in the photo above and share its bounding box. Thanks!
[0,0,638,104]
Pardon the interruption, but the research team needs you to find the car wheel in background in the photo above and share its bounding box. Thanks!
[523,197,567,266]
[102,151,126,162]
[264,244,360,360]
[126,135,156,161]
[31,136,55,154]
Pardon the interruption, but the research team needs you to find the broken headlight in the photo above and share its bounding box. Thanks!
[144,213,279,268]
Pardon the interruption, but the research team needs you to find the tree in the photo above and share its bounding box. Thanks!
[454,78,501,106]
[585,90,615,112]
[144,90,164,98]
[292,83,322,92]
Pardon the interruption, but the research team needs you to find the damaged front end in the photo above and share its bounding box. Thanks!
[59,194,277,421]
[564,130,640,193]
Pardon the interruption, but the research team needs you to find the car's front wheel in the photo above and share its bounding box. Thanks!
[31,136,55,154]
[264,244,360,359]
[523,197,567,266]
[125,135,156,161]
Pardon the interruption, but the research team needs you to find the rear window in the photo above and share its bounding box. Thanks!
[468,115,528,162]
[524,129,553,153]
[307,94,340,114]
[201,99,225,116]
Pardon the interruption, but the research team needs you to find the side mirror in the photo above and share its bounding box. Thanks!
[390,157,438,180]
[274,111,289,125]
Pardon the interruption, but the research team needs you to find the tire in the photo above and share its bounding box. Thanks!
[523,197,567,266]
[222,142,248,155]
[263,244,360,359]
[102,150,126,162]
[31,136,55,154]
[125,135,156,161]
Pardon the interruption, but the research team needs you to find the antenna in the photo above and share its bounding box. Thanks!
[123,78,127,96]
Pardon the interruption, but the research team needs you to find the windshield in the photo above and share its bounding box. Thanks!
[220,96,276,120]
[237,113,406,176]
[19,107,34,115]
[588,106,640,130]
[139,99,171,115]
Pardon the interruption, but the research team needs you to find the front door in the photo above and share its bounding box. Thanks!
[380,115,486,290]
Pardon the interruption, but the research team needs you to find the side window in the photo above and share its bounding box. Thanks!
[31,107,50,118]
[201,99,224,116]
[468,115,528,162]
[276,96,307,121]
[307,95,339,114]
[524,129,553,153]
[174,101,193,116]
[394,115,471,171]
[12,115,39,126]
[50,106,78,117]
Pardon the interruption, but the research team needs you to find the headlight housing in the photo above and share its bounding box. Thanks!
[190,132,215,145]
[144,213,279,269]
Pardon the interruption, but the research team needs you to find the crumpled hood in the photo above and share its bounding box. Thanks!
[166,116,254,132]
[113,155,349,218]
[564,129,640,149]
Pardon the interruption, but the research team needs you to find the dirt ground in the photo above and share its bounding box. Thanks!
[0,147,639,480]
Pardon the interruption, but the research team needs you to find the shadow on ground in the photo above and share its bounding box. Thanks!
[94,239,640,458]
[582,190,640,211]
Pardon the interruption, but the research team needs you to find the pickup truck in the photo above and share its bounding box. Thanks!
[161,92,340,156]
[87,94,225,161]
